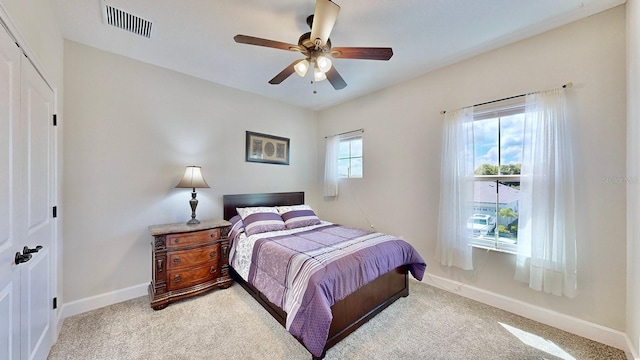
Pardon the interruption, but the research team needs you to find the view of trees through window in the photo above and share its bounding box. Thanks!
[471,112,523,252]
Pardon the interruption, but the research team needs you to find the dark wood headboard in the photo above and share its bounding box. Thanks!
[222,192,305,220]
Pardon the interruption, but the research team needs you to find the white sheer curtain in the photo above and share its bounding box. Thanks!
[436,107,475,270]
[515,88,577,298]
[323,136,340,197]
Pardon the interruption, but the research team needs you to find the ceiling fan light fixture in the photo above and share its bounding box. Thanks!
[316,55,332,72]
[294,59,310,77]
[233,0,392,90]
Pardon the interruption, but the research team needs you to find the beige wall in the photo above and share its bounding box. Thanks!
[317,6,627,332]
[62,41,319,302]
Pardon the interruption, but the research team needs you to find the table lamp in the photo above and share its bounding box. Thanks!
[175,166,209,224]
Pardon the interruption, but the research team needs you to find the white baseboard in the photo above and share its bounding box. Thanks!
[55,308,64,340]
[60,283,148,320]
[627,336,640,360]
[420,274,638,360]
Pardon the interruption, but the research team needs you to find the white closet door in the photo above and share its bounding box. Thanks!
[20,51,55,360]
[0,23,55,360]
[0,24,22,360]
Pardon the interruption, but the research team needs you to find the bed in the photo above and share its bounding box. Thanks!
[223,191,426,359]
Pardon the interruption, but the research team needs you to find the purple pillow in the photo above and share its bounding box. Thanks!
[276,205,322,229]
[228,215,245,245]
[236,207,286,236]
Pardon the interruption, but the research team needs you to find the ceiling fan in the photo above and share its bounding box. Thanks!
[233,0,393,90]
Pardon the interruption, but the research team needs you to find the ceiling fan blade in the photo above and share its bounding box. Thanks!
[330,47,393,60]
[234,34,301,52]
[325,66,347,90]
[268,60,304,85]
[310,0,340,48]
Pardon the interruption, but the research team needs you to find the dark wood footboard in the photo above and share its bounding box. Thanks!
[326,266,408,347]
[230,265,409,358]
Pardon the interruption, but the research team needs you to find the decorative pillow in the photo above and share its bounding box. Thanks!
[228,215,245,245]
[276,204,322,229]
[236,207,286,236]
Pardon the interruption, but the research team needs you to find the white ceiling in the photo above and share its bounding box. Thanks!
[53,0,624,111]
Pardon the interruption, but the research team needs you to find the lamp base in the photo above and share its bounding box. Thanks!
[186,189,200,225]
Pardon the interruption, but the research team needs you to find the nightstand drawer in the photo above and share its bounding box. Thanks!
[166,228,220,248]
[167,243,220,270]
[166,262,220,291]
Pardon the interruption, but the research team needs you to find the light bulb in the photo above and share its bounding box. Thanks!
[294,59,309,77]
[314,66,327,81]
[316,56,332,72]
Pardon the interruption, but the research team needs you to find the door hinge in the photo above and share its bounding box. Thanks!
[53,114,57,126]
[53,297,57,310]
[52,206,57,218]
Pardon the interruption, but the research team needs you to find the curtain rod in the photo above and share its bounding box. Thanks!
[440,82,573,115]
[324,128,364,139]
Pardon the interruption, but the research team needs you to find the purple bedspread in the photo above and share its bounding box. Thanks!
[246,224,426,357]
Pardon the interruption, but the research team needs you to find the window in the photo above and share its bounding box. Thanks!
[470,100,524,253]
[438,89,576,293]
[338,135,363,178]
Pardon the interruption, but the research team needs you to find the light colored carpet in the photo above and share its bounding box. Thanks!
[48,280,626,360]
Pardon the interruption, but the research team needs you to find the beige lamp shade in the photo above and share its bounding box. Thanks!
[175,166,210,189]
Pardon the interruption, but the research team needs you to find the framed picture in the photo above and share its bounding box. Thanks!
[245,131,290,165]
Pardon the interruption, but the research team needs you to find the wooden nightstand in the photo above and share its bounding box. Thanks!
[148,219,233,310]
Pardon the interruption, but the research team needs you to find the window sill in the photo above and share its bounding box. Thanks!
[471,243,517,255]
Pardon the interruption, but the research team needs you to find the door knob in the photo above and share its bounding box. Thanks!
[23,245,43,254]
[15,252,32,264]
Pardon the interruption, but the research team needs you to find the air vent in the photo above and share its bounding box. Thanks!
[104,5,152,38]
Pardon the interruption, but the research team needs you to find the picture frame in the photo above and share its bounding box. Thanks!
[245,131,290,165]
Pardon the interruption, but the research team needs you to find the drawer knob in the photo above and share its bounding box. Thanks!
[174,274,182,283]
[210,251,217,258]
[173,257,181,264]
[173,239,180,244]
[210,266,216,274]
